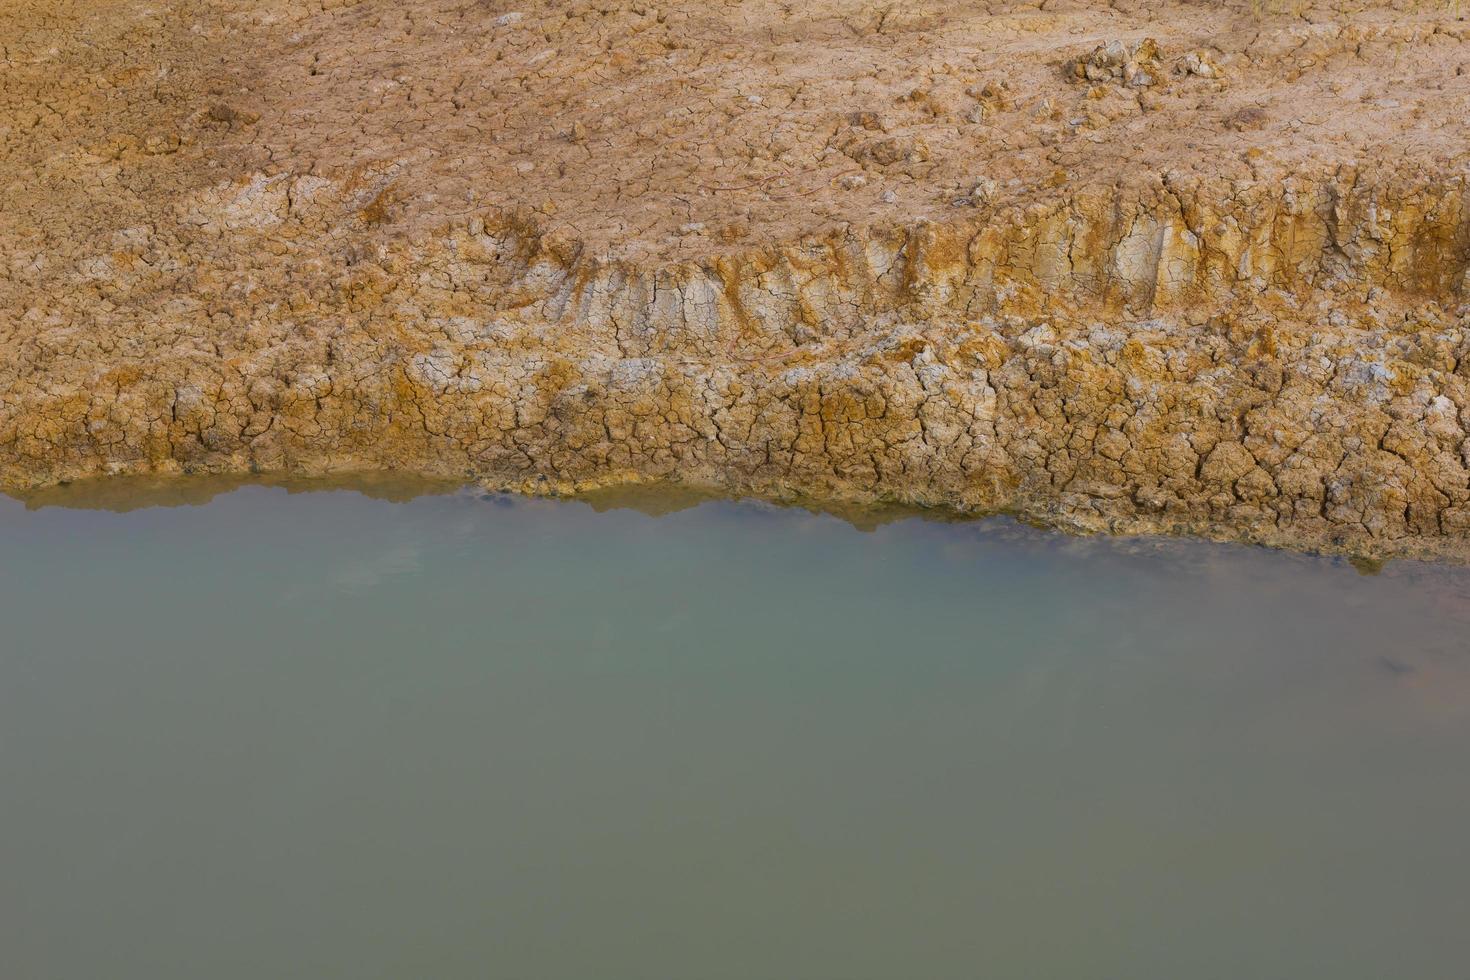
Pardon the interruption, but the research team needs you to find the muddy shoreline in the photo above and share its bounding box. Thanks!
[9,471,1469,566]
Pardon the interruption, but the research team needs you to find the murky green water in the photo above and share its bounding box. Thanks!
[2,480,1469,980]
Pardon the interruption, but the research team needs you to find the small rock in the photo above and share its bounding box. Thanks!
[969,177,998,202]
[1180,50,1221,79]
[1074,37,1160,88]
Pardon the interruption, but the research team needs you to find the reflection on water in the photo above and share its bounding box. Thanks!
[18,473,982,532]
[2,479,1469,980]
[12,472,467,512]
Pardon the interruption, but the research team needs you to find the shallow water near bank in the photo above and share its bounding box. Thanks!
[2,480,1469,980]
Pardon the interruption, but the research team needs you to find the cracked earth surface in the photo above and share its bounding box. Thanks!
[4,0,1470,556]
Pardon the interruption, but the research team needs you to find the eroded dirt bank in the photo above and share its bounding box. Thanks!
[4,0,1470,556]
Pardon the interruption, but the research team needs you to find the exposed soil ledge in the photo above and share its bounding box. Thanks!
[5,0,1470,558]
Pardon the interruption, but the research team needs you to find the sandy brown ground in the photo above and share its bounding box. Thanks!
[3,0,1470,556]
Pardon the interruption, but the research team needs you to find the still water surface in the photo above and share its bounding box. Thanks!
[2,480,1469,980]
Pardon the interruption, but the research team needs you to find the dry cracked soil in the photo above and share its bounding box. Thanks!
[4,0,1470,556]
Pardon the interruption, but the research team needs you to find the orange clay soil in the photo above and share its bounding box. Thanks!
[3,0,1470,557]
